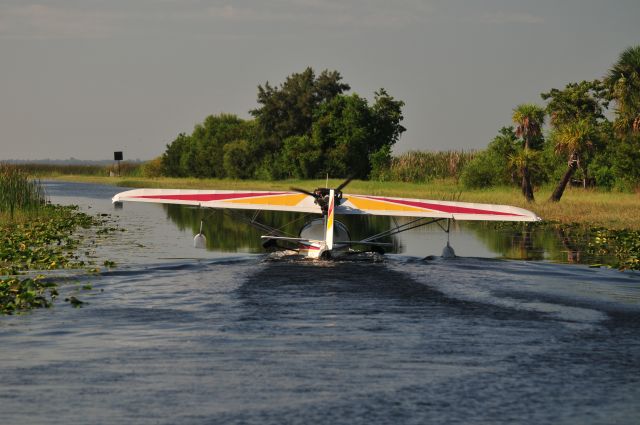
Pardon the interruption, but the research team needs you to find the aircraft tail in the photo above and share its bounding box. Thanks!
[325,189,335,250]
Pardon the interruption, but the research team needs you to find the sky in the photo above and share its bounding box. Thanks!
[1,0,638,161]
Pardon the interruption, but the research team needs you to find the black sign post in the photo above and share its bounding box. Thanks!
[114,151,123,177]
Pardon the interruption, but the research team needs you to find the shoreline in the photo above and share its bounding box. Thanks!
[46,174,640,230]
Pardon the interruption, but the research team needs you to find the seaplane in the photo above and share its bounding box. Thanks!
[112,177,541,260]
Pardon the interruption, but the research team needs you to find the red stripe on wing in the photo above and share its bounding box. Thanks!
[362,196,523,217]
[132,192,288,202]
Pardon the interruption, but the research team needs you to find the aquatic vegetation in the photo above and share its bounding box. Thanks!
[64,296,84,308]
[588,228,640,270]
[1,204,116,314]
[0,276,57,315]
[482,221,640,270]
[0,205,97,274]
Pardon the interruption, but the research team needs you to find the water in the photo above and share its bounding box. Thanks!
[1,181,639,424]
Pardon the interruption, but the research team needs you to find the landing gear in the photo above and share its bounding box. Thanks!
[193,220,207,249]
[440,219,456,259]
[442,241,456,258]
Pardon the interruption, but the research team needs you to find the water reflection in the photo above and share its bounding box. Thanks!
[464,222,616,265]
[163,205,400,253]
[162,204,616,266]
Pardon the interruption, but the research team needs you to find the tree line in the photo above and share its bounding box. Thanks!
[160,68,405,180]
[460,45,640,201]
[158,46,640,202]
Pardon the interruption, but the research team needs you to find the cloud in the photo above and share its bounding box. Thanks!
[0,3,119,39]
[0,1,438,40]
[473,11,545,25]
[204,0,436,29]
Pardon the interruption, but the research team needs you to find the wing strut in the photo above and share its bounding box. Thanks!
[361,217,448,244]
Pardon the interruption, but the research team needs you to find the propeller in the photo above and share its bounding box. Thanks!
[290,187,318,199]
[335,175,354,192]
[290,175,354,215]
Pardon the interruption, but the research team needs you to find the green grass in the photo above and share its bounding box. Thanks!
[14,162,145,178]
[49,175,640,230]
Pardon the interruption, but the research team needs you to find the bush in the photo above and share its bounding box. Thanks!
[277,135,322,179]
[369,145,392,181]
[223,140,255,179]
[591,165,616,190]
[141,157,164,178]
[460,151,511,188]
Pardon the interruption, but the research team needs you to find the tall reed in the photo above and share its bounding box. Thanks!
[0,164,47,218]
[387,150,479,183]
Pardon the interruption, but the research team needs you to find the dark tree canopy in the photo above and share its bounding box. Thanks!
[541,80,608,128]
[312,90,405,179]
[604,45,640,136]
[159,67,405,180]
[250,67,350,142]
[161,114,254,178]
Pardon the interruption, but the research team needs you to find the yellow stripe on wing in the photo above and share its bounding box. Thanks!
[348,196,432,213]
[227,193,308,206]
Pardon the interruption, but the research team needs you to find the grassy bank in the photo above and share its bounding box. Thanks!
[41,174,640,271]
[51,174,640,230]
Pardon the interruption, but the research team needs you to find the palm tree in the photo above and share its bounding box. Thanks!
[604,45,640,136]
[549,120,596,202]
[513,104,546,149]
[512,104,545,202]
[508,148,538,202]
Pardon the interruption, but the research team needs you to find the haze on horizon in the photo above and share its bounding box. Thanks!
[1,0,638,161]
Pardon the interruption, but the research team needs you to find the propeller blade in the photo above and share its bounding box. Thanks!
[290,187,318,198]
[336,175,355,192]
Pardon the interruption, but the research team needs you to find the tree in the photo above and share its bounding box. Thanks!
[541,80,609,196]
[512,104,546,201]
[512,103,546,150]
[190,114,253,178]
[278,135,322,179]
[313,94,373,178]
[250,68,350,144]
[370,88,406,150]
[541,80,608,128]
[369,144,392,181]
[161,133,190,177]
[460,127,518,188]
[311,91,405,179]
[604,45,640,136]
[368,89,406,179]
[600,46,640,189]
[508,148,539,202]
[158,68,405,181]
[223,140,255,179]
[549,119,597,202]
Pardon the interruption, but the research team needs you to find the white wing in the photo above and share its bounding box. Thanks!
[112,188,321,213]
[338,194,540,221]
[113,188,541,222]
